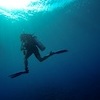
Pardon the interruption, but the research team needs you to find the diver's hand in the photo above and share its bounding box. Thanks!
[21,47,26,51]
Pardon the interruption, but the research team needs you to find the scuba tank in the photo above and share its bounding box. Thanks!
[33,36,46,51]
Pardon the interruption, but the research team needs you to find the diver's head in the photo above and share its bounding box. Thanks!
[20,34,26,42]
[20,33,33,42]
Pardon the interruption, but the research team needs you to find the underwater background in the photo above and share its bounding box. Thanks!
[0,0,100,100]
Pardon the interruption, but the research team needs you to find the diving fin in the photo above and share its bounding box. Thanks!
[9,71,28,78]
[52,49,68,55]
[54,50,68,54]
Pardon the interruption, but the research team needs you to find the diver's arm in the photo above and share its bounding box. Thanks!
[20,42,27,55]
[20,42,26,51]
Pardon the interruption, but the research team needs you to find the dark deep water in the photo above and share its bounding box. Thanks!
[0,0,100,100]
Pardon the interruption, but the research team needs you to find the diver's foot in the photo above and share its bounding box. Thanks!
[25,69,29,73]
[25,67,29,73]
[49,51,55,56]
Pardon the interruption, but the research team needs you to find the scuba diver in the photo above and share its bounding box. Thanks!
[9,33,68,78]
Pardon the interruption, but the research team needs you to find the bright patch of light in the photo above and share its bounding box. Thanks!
[0,0,31,10]
[0,0,75,20]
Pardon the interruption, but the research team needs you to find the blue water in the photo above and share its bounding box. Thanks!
[0,0,100,100]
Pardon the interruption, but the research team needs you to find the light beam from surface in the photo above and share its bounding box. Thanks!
[0,0,75,20]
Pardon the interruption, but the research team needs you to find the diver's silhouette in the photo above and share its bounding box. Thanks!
[9,33,68,78]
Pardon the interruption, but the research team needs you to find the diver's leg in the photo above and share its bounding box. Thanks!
[34,48,54,62]
[24,57,28,72]
[24,51,33,72]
